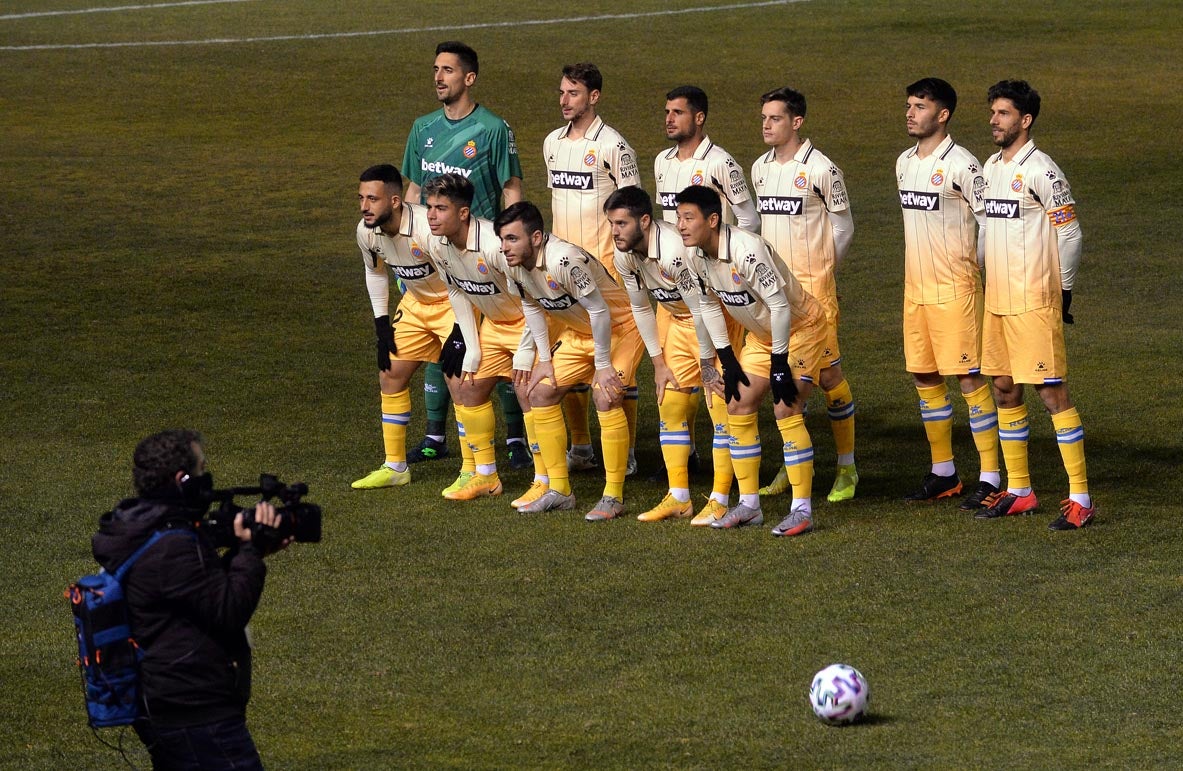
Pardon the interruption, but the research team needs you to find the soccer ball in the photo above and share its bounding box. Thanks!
[808,663,870,725]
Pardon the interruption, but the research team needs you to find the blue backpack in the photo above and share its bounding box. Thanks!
[67,529,195,728]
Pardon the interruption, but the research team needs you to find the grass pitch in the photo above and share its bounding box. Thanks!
[2,1,1182,768]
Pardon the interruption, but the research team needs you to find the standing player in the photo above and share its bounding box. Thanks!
[653,85,758,478]
[676,185,833,537]
[896,77,1001,509]
[351,164,455,490]
[606,186,743,525]
[494,202,645,521]
[655,85,760,231]
[543,63,642,475]
[422,173,542,503]
[402,41,528,468]
[750,87,859,504]
[976,80,1094,530]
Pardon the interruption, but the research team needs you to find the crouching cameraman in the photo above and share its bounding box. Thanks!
[91,429,291,770]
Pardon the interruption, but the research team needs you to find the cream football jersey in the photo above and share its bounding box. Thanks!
[982,139,1078,315]
[751,139,848,303]
[895,135,985,305]
[612,219,697,318]
[357,202,447,315]
[504,234,632,336]
[654,136,752,226]
[544,116,641,268]
[686,225,822,349]
[429,217,522,324]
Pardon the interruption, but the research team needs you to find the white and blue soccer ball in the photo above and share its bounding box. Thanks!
[808,663,870,725]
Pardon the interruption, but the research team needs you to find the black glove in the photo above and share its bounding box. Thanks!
[716,345,750,404]
[769,352,799,407]
[374,315,395,371]
[438,324,467,379]
[1061,289,1074,324]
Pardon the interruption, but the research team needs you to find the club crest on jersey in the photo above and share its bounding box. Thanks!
[691,171,704,186]
[463,140,477,159]
[584,151,597,167]
[930,170,944,186]
[730,268,742,285]
[477,258,489,274]
[546,274,560,290]
[1011,175,1023,192]
[794,173,808,190]
[410,243,425,258]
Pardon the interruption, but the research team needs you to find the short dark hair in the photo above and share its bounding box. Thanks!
[493,201,545,237]
[760,86,807,119]
[359,164,404,194]
[987,79,1040,125]
[907,77,958,119]
[423,173,475,209]
[666,85,708,117]
[604,186,653,220]
[436,41,479,76]
[133,429,203,497]
[674,185,722,225]
[562,62,602,93]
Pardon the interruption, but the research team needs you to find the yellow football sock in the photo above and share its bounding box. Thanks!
[452,406,477,474]
[533,404,570,495]
[917,383,954,465]
[825,379,856,460]
[563,386,592,447]
[623,386,639,450]
[777,414,814,500]
[727,411,761,497]
[963,384,1000,474]
[522,409,547,478]
[599,406,629,499]
[381,390,411,465]
[658,390,693,492]
[706,394,734,498]
[997,404,1031,490]
[460,401,496,469]
[1052,407,1089,495]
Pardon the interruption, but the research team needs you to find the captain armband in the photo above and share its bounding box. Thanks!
[1047,205,1077,226]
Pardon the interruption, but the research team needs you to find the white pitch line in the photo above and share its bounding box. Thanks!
[0,0,804,51]
[0,0,257,22]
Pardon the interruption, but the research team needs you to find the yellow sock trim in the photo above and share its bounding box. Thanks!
[728,411,761,497]
[963,383,1000,474]
[658,390,693,491]
[824,379,856,458]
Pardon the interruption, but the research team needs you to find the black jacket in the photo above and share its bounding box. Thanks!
[91,497,267,728]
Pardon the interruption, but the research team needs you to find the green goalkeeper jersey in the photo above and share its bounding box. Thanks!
[402,104,523,220]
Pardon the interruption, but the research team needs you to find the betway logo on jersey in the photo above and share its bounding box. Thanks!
[539,294,577,311]
[421,160,474,177]
[757,195,803,215]
[394,263,436,280]
[549,170,593,190]
[454,277,500,296]
[716,289,755,307]
[898,190,940,211]
[657,191,678,210]
[984,199,1020,219]
[650,287,683,303]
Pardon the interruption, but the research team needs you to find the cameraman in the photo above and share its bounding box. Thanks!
[91,429,290,770]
